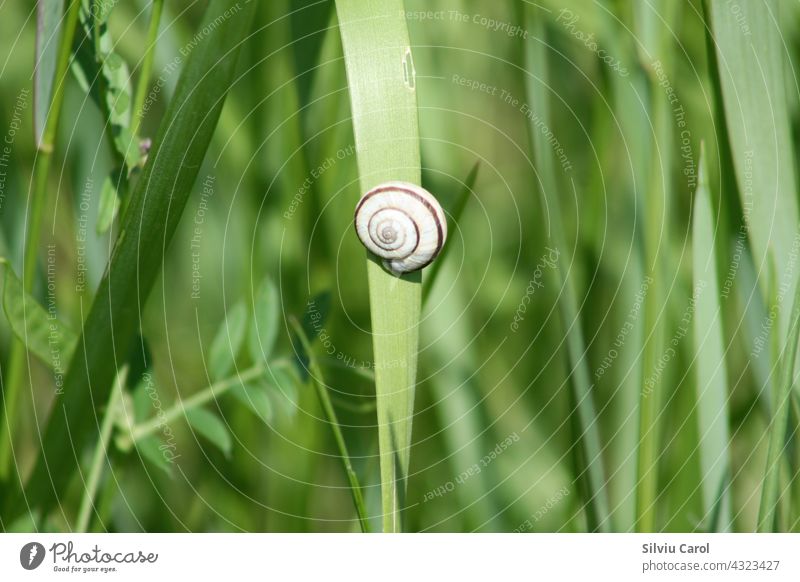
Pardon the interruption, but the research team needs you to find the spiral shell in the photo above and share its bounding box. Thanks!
[354,181,447,275]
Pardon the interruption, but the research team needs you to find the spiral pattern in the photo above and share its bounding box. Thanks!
[354,182,447,274]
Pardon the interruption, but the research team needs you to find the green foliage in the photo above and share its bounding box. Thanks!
[522,7,610,531]
[232,380,274,423]
[7,0,258,523]
[0,259,76,370]
[3,0,800,534]
[708,0,799,335]
[186,407,233,457]
[209,301,248,381]
[249,277,280,364]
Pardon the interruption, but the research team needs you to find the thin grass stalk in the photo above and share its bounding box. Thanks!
[290,319,370,532]
[123,366,266,446]
[130,0,165,139]
[76,366,127,532]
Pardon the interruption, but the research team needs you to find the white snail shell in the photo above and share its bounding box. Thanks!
[354,181,447,275]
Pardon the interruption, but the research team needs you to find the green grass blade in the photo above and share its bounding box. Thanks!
[6,0,255,522]
[633,0,677,533]
[692,147,732,530]
[76,366,126,532]
[707,0,799,335]
[522,7,611,531]
[334,0,421,532]
[422,162,479,305]
[636,91,669,533]
[289,0,335,110]
[424,259,499,530]
[758,266,800,530]
[290,318,370,532]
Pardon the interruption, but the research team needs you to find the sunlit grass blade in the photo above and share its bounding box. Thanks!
[692,147,732,530]
[4,0,256,523]
[422,161,479,305]
[522,7,610,531]
[334,0,421,532]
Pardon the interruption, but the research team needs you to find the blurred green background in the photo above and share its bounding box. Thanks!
[1,0,800,532]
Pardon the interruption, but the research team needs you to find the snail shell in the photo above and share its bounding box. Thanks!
[354,181,447,275]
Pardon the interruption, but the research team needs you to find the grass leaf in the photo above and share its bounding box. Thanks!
[422,162,479,305]
[707,0,799,334]
[335,0,422,533]
[692,147,732,530]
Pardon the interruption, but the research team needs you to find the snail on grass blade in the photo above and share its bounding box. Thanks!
[354,182,447,275]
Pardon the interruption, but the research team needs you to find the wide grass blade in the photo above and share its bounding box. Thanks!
[5,0,256,522]
[334,0,421,532]
[707,0,799,335]
[522,8,611,531]
[692,148,732,530]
